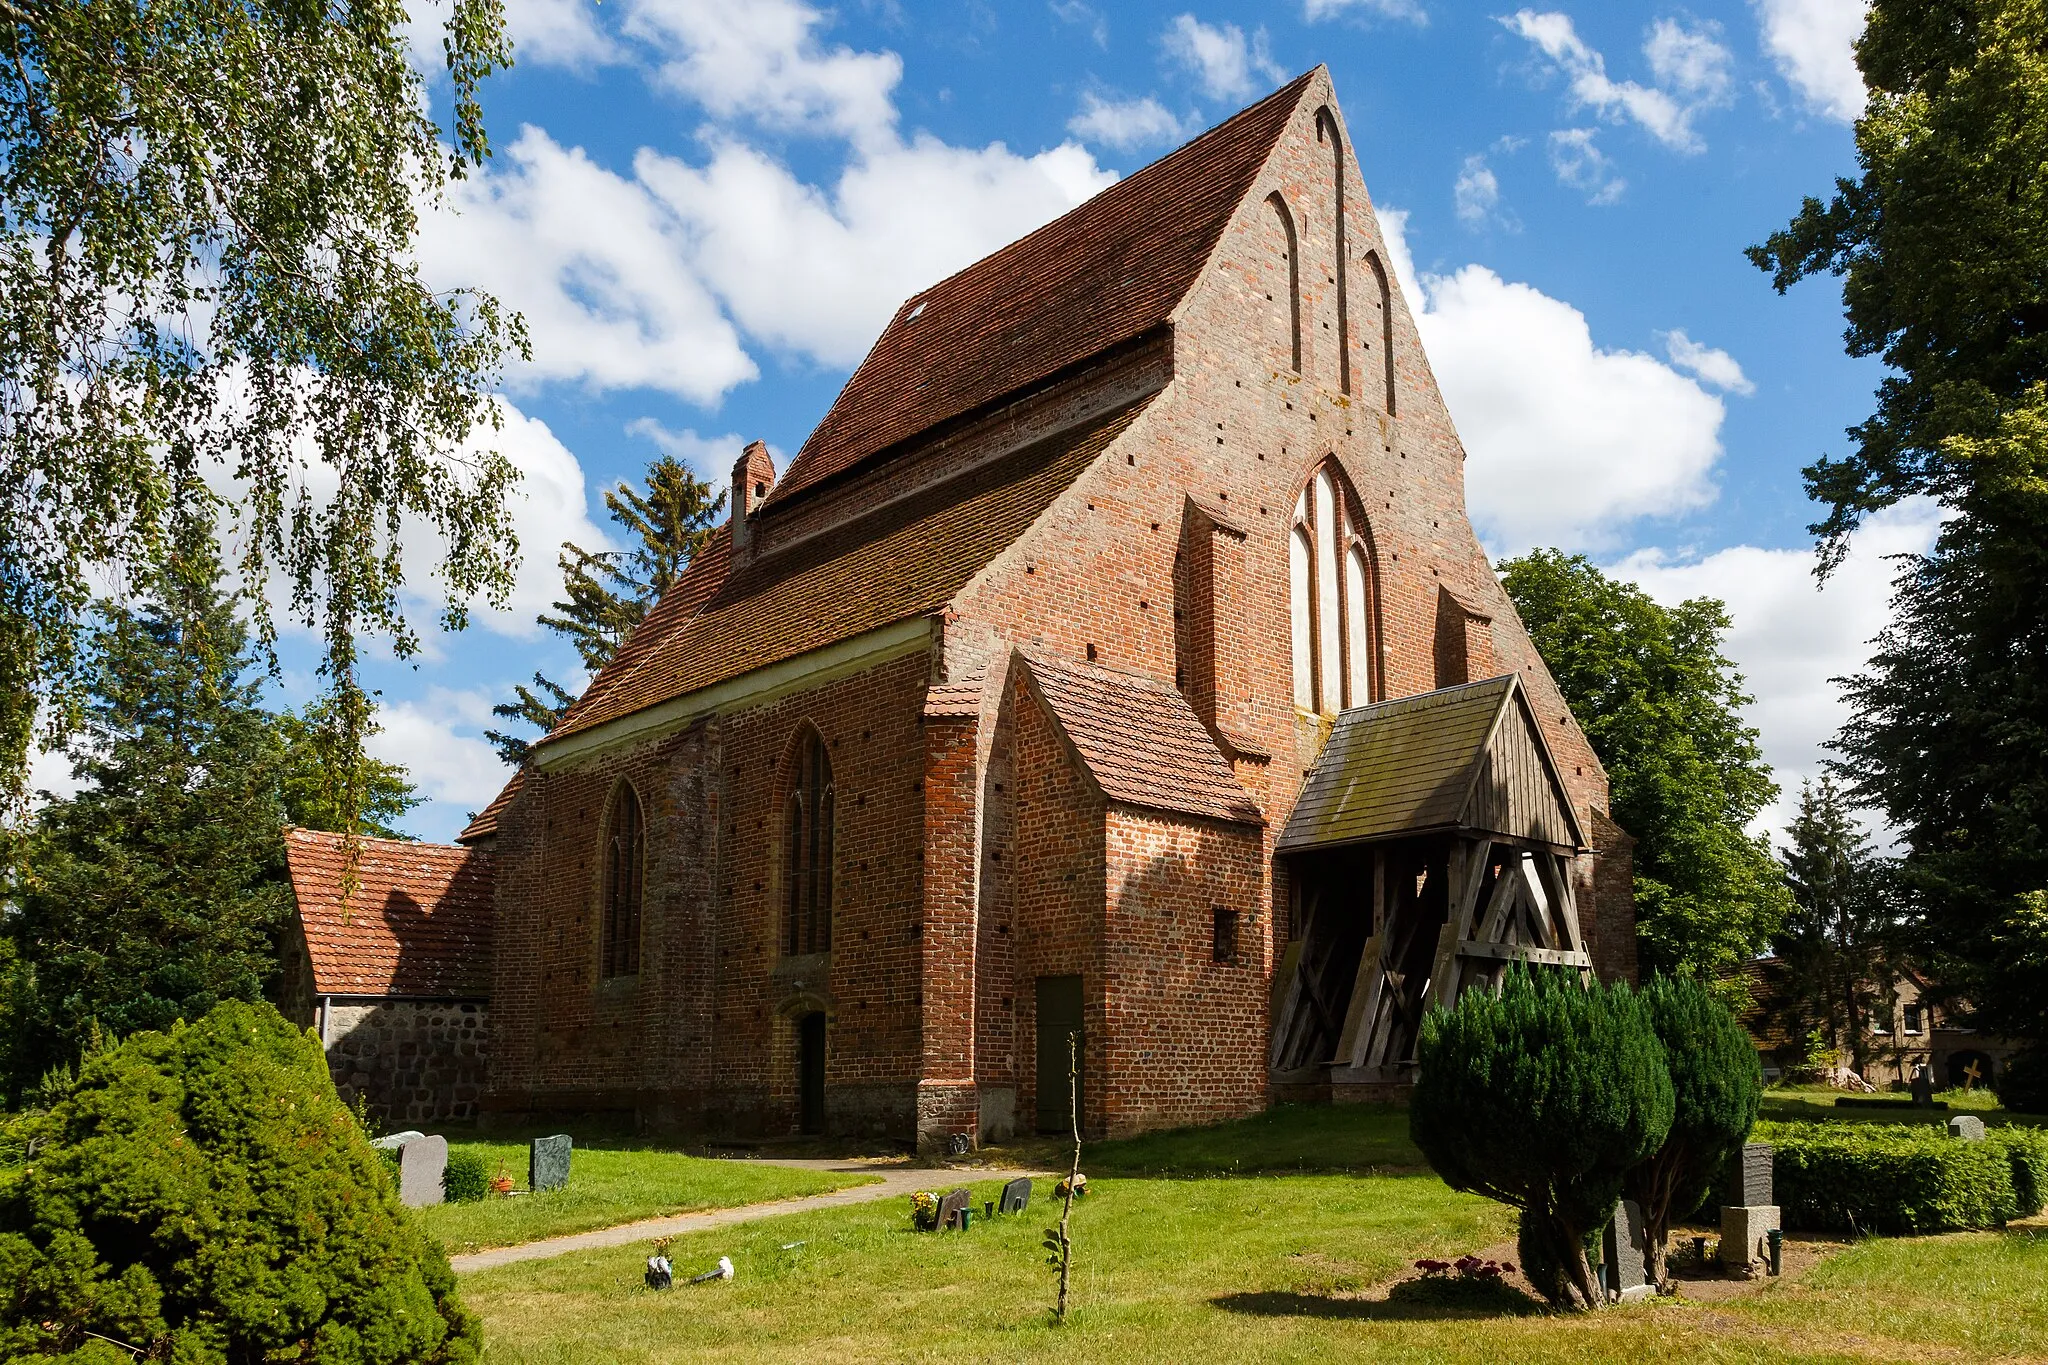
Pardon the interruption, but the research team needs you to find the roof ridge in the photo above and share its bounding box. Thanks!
[287,826,475,855]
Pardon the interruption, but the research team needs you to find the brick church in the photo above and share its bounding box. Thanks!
[433,66,1637,1150]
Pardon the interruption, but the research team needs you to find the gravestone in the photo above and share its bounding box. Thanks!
[999,1177,1032,1215]
[1726,1142,1774,1207]
[1602,1199,1653,1302]
[531,1134,574,1191]
[398,1135,448,1208]
[935,1187,972,1231]
[370,1130,426,1152]
[1948,1114,1987,1142]
[1719,1203,1780,1278]
[1910,1064,1936,1107]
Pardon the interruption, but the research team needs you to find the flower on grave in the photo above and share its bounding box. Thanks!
[910,1190,940,1230]
[1053,1173,1089,1199]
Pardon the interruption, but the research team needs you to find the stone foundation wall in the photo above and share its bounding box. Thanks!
[324,998,489,1127]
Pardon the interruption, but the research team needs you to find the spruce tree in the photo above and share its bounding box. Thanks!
[1771,777,1897,1075]
[488,455,725,763]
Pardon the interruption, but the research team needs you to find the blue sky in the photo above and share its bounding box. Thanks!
[212,0,1909,842]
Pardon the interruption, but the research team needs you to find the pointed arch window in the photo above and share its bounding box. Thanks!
[601,783,644,978]
[1290,461,1377,715]
[784,729,835,956]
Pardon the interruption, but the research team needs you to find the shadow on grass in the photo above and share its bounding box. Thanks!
[1215,1275,1547,1321]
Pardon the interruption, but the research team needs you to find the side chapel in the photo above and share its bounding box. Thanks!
[458,67,1638,1149]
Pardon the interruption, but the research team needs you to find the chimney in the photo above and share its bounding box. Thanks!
[729,440,776,557]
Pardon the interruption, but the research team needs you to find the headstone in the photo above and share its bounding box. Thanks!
[398,1135,448,1208]
[370,1130,426,1152]
[1948,1114,1987,1142]
[1910,1064,1936,1107]
[1602,1199,1653,1302]
[999,1177,1033,1215]
[530,1134,574,1191]
[935,1187,972,1231]
[1726,1142,1774,1207]
[1718,1203,1781,1278]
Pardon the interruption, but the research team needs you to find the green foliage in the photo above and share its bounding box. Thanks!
[1768,1122,2044,1234]
[443,1149,491,1205]
[1750,0,2048,1048]
[1411,970,1674,1310]
[0,1000,480,1362]
[1991,1127,2048,1218]
[1999,1052,2048,1116]
[274,701,422,841]
[0,0,523,835]
[487,455,725,764]
[1623,974,1762,1281]
[1499,550,1792,985]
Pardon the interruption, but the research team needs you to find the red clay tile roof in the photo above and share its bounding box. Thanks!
[764,70,1315,510]
[548,399,1152,744]
[1022,651,1263,827]
[457,770,523,844]
[284,828,493,998]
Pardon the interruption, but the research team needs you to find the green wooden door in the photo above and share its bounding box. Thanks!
[1035,975,1084,1135]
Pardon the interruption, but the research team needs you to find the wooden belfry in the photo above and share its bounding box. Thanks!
[1272,676,1591,1090]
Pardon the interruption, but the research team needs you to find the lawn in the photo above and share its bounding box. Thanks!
[420,1137,874,1254]
[1758,1083,2047,1130]
[990,1101,1423,1176]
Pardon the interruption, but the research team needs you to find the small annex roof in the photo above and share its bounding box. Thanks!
[284,828,494,999]
[457,770,522,844]
[765,70,1317,510]
[1020,651,1263,828]
[548,398,1151,745]
[1277,675,1587,855]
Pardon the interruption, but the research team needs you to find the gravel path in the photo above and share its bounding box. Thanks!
[449,1158,1048,1273]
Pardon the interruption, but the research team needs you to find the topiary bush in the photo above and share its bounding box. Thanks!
[1772,1122,2020,1234]
[1623,973,1762,1284]
[0,1000,480,1362]
[1988,1126,2048,1218]
[1412,969,1674,1310]
[443,1149,490,1204]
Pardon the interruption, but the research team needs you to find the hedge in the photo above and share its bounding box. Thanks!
[1771,1122,2048,1235]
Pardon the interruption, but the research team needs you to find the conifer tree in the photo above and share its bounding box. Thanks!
[488,456,725,762]
[1771,777,1897,1075]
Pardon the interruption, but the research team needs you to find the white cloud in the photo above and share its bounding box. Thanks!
[1611,499,1941,836]
[464,401,614,636]
[622,0,904,147]
[1161,15,1284,102]
[1304,0,1427,24]
[417,126,756,403]
[1049,0,1109,48]
[366,686,510,831]
[634,133,1112,368]
[1754,0,1868,122]
[405,0,619,75]
[1663,330,1756,396]
[1547,127,1625,204]
[623,418,753,493]
[1069,92,1186,150]
[1504,10,1731,153]
[1380,209,1728,554]
[1453,154,1501,224]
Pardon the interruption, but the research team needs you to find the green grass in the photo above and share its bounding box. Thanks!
[420,1139,873,1254]
[988,1103,1422,1177]
[1758,1083,2048,1130]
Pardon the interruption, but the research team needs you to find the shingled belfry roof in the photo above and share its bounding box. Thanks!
[765,69,1318,510]
[284,828,494,998]
[1277,675,1588,854]
[1020,651,1263,827]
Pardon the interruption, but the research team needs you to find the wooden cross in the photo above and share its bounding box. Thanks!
[1962,1059,1984,1091]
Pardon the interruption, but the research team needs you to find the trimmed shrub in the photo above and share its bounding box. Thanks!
[1413,969,1673,1310]
[1772,1122,2017,1234]
[443,1149,490,1204]
[1623,974,1762,1283]
[0,1000,480,1362]
[1999,1052,2048,1116]
[1989,1126,2048,1218]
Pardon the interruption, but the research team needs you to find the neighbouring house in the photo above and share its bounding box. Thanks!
[465,66,1638,1150]
[279,828,494,1126]
[1742,955,2020,1092]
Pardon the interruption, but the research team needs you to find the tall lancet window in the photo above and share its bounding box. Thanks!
[1289,460,1377,715]
[601,782,644,979]
[784,727,835,956]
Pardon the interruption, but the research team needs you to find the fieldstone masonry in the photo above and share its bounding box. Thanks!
[325,1001,489,1127]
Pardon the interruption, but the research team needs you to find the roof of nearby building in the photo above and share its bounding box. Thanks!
[765,70,1315,510]
[457,769,522,844]
[1277,675,1587,854]
[1021,651,1263,827]
[284,828,494,998]
[548,398,1151,744]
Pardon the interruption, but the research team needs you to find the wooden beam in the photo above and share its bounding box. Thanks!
[1455,941,1591,968]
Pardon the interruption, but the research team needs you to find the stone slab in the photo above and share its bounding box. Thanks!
[370,1130,426,1152]
[1727,1142,1773,1207]
[1948,1114,1987,1142]
[1719,1204,1780,1277]
[935,1187,972,1231]
[531,1134,573,1191]
[999,1177,1032,1215]
[1603,1198,1651,1301]
[398,1135,448,1208]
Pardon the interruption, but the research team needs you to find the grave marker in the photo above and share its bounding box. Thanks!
[1948,1114,1986,1142]
[1910,1064,1936,1107]
[531,1134,574,1191]
[935,1187,972,1231]
[398,1135,447,1208]
[1726,1142,1773,1207]
[999,1177,1033,1215]
[1602,1199,1653,1302]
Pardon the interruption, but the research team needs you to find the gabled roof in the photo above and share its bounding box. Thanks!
[1277,675,1587,854]
[548,398,1152,744]
[284,828,494,998]
[1020,651,1263,828]
[457,770,522,844]
[766,70,1316,510]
